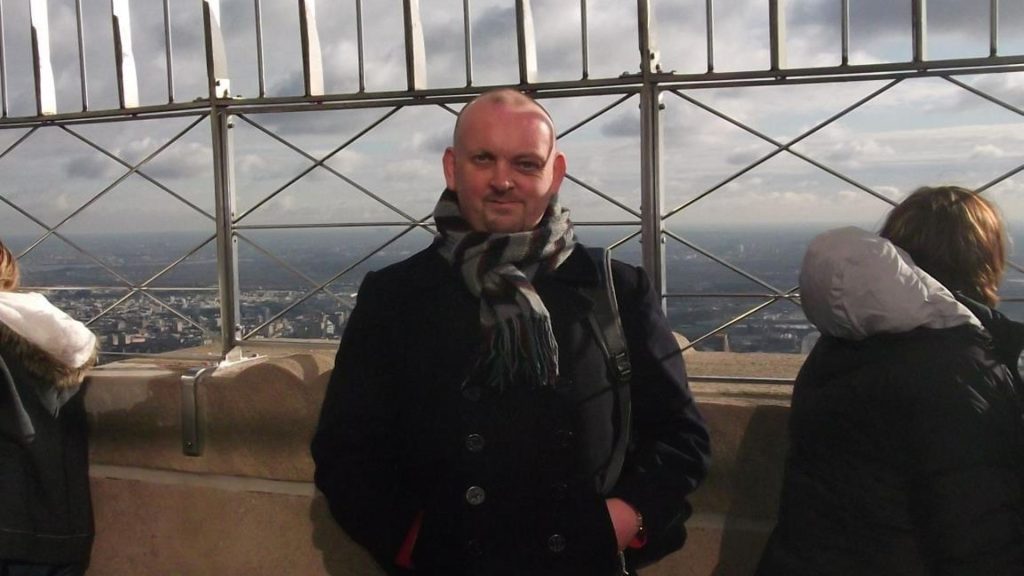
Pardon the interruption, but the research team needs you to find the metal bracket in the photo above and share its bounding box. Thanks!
[181,365,215,456]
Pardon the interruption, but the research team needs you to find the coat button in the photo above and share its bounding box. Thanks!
[553,429,574,449]
[550,482,568,501]
[465,539,483,557]
[462,386,482,402]
[465,486,486,506]
[547,533,566,553]
[465,433,486,453]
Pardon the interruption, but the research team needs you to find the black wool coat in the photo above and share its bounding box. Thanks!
[312,244,710,576]
[756,325,1024,576]
[0,330,94,565]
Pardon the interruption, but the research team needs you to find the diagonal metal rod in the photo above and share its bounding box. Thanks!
[663,228,784,295]
[943,75,1024,118]
[242,214,433,340]
[565,174,642,218]
[60,118,215,221]
[132,233,218,291]
[662,79,902,220]
[679,286,799,352]
[233,109,420,226]
[233,230,347,305]
[32,119,213,257]
[556,93,634,140]
[0,126,39,162]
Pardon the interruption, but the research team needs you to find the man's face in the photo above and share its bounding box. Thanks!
[443,101,566,234]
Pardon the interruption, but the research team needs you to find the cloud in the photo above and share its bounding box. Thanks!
[971,144,1008,159]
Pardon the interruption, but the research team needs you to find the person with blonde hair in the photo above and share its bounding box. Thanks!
[0,241,98,576]
[757,186,1024,575]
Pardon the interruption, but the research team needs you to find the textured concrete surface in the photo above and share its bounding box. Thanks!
[83,344,792,575]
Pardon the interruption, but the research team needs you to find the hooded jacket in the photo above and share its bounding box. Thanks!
[0,291,98,565]
[757,227,1024,576]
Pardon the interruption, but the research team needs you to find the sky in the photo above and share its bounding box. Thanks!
[0,0,1021,288]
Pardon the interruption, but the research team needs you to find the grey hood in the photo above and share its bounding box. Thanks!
[799,226,981,340]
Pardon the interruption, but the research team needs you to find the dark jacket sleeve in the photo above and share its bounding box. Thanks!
[906,350,1024,575]
[609,263,711,557]
[310,271,420,571]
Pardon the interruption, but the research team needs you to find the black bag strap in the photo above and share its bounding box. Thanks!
[583,246,632,494]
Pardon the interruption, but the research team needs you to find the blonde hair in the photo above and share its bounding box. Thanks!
[0,241,18,291]
[880,185,1006,306]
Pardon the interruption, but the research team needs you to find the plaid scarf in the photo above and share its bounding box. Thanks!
[433,188,576,391]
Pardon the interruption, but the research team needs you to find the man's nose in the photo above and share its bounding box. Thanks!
[490,161,513,191]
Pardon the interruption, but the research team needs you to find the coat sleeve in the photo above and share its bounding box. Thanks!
[906,355,1024,575]
[609,264,711,557]
[310,271,421,570]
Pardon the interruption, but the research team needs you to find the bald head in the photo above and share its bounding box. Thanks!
[452,89,557,155]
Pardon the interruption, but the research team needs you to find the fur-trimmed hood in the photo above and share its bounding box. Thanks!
[0,291,98,390]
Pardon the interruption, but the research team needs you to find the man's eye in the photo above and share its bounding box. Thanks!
[516,161,541,171]
[471,154,492,164]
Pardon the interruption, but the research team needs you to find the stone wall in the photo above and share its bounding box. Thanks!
[84,346,791,575]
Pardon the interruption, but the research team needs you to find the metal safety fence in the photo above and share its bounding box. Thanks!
[0,0,1021,377]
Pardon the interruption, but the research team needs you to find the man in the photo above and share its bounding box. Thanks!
[311,89,710,576]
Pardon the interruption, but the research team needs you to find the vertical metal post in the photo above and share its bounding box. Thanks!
[75,0,88,110]
[202,0,230,99]
[356,0,366,91]
[163,0,174,103]
[637,0,665,306]
[580,0,589,79]
[462,0,473,86]
[29,0,56,115]
[841,0,849,66]
[769,0,787,72]
[299,0,324,97]
[254,0,266,97]
[0,0,6,117]
[706,0,715,72]
[912,0,927,63]
[203,0,239,355]
[515,0,537,84]
[111,0,139,109]
[403,0,426,90]
[990,0,999,57]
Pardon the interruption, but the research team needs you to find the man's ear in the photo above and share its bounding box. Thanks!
[442,147,457,190]
[549,152,567,194]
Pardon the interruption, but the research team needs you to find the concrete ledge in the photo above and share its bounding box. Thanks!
[84,346,792,575]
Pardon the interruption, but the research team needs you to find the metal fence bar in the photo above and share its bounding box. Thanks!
[990,0,999,57]
[841,0,849,66]
[462,0,473,85]
[404,0,426,90]
[515,0,538,84]
[912,0,927,63]
[299,0,324,97]
[76,0,88,110]
[706,0,715,72]
[163,0,174,103]
[111,0,139,109]
[769,0,786,72]
[202,0,230,99]
[29,0,56,115]
[580,0,589,79]
[356,0,366,91]
[254,0,266,97]
[0,0,6,117]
